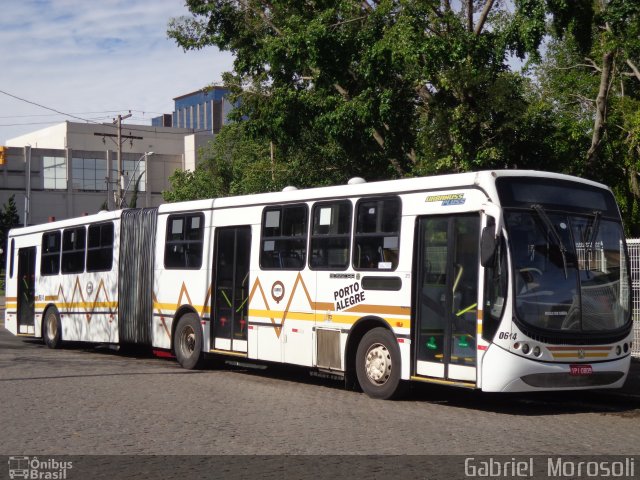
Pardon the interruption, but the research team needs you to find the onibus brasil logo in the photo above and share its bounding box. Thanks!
[8,456,73,479]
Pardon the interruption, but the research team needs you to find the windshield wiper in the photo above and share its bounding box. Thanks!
[531,204,568,279]
[588,210,601,253]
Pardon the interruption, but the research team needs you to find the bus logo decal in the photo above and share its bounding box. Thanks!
[425,193,465,206]
[271,281,285,303]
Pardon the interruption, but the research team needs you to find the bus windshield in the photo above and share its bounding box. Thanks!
[504,208,630,334]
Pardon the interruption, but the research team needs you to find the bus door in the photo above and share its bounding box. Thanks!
[211,226,251,353]
[414,214,480,384]
[17,247,36,334]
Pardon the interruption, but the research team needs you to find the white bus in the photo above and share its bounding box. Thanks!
[3,170,633,398]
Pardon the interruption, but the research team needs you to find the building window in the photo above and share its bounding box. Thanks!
[354,196,401,270]
[87,222,114,272]
[260,204,308,270]
[310,201,351,270]
[61,227,86,274]
[164,213,204,269]
[123,159,146,192]
[43,156,67,190]
[41,231,61,276]
[72,157,108,191]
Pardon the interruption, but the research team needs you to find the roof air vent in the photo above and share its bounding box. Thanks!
[348,177,366,185]
[282,186,298,192]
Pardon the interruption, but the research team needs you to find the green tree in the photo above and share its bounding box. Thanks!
[129,172,144,208]
[534,0,640,234]
[168,0,561,180]
[0,195,20,267]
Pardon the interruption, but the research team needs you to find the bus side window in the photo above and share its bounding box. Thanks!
[353,196,401,270]
[61,227,86,274]
[483,224,507,342]
[41,231,61,276]
[87,222,114,272]
[164,213,204,270]
[260,204,308,270]
[9,238,15,278]
[309,201,351,270]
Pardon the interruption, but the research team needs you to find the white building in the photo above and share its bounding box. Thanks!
[1,121,206,226]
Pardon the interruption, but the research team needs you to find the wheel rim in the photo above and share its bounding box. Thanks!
[46,314,57,341]
[180,325,196,357]
[364,342,392,386]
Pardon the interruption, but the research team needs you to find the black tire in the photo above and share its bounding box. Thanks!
[43,308,62,349]
[355,327,403,400]
[173,313,204,369]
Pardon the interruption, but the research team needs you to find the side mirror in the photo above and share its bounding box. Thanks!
[480,224,497,267]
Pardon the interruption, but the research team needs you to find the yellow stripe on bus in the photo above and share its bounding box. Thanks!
[248,309,410,329]
[36,301,118,309]
[153,302,210,314]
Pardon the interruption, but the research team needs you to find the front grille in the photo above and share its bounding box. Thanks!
[521,371,624,388]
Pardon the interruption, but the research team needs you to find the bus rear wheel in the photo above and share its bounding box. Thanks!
[173,313,204,369]
[355,327,403,400]
[43,308,62,349]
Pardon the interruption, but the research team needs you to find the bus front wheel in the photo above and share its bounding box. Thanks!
[355,327,403,400]
[173,313,204,369]
[43,308,62,349]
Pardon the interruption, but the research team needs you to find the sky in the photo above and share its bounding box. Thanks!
[0,0,234,145]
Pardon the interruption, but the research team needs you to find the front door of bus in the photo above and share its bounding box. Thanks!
[414,214,479,384]
[212,226,251,353]
[17,247,36,334]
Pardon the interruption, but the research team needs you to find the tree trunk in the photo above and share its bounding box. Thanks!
[586,50,614,168]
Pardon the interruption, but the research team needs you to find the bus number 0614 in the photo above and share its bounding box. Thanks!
[498,332,517,341]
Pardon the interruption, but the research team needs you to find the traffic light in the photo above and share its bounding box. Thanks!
[0,146,6,165]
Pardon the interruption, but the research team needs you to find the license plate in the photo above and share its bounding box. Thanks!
[569,364,593,376]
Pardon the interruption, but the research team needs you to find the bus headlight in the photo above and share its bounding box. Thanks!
[521,343,530,355]
[533,346,541,357]
[616,345,622,355]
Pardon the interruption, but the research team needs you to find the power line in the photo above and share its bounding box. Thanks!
[0,117,118,127]
[0,89,167,123]
[0,109,167,119]
[0,88,101,124]
[0,88,218,136]
[0,110,129,119]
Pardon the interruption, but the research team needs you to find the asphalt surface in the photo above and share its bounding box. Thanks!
[1,311,639,479]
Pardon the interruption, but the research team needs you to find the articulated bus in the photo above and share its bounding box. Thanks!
[4,170,633,399]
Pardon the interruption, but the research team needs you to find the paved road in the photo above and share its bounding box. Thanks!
[1,320,640,478]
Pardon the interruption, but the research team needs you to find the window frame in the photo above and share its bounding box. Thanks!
[9,238,15,278]
[61,226,86,274]
[163,212,205,270]
[86,222,114,272]
[309,200,352,271]
[353,196,402,271]
[41,231,62,276]
[259,203,309,271]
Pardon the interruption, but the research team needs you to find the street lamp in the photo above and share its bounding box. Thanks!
[119,151,153,209]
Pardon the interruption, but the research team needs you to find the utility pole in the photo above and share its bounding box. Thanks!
[114,112,132,207]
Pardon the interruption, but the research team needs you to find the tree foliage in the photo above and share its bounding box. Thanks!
[166,0,640,233]
[534,0,640,234]
[169,0,563,177]
[0,195,20,267]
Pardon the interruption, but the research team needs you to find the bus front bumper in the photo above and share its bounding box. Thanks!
[481,344,630,392]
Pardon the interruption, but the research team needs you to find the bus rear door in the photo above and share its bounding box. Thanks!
[211,226,252,354]
[17,247,36,335]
